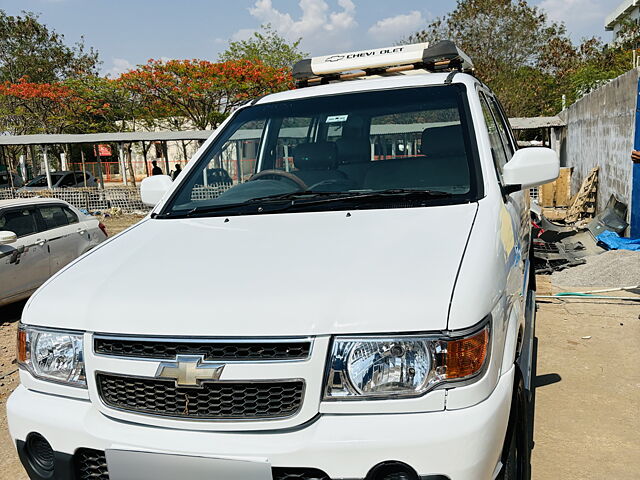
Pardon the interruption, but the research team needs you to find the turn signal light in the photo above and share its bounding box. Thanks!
[445,328,489,379]
[17,326,27,364]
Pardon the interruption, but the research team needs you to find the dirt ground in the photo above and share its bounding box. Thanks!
[0,275,638,479]
[100,213,146,236]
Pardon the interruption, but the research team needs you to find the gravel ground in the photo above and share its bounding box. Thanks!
[552,249,640,288]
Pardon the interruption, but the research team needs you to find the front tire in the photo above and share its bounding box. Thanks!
[498,373,531,480]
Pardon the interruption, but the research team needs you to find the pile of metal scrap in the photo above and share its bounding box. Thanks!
[531,208,605,275]
[531,192,631,275]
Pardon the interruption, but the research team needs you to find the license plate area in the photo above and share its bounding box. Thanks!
[106,449,272,480]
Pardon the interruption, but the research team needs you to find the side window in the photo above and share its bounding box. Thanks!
[63,207,79,224]
[59,174,77,187]
[480,93,508,179]
[38,206,69,231]
[488,97,515,159]
[0,208,37,238]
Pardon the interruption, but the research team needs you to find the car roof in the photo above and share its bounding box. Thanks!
[255,72,481,105]
[0,197,70,208]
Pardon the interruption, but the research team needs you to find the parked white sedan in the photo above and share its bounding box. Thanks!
[0,198,107,306]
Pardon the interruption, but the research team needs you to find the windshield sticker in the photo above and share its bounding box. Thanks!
[326,115,348,123]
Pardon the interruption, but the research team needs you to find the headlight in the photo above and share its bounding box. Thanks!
[324,322,489,399]
[17,324,86,388]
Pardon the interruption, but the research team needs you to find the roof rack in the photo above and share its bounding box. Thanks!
[292,40,474,88]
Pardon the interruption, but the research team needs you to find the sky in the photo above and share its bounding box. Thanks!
[0,0,625,77]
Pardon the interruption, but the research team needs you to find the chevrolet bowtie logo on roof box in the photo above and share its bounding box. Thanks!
[293,40,474,88]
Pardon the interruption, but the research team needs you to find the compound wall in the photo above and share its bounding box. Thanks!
[558,68,639,217]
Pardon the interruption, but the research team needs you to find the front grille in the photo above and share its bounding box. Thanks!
[73,450,332,480]
[97,373,304,419]
[273,468,332,479]
[75,448,109,480]
[94,338,311,361]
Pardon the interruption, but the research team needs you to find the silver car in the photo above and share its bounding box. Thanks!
[0,198,108,306]
[20,170,98,190]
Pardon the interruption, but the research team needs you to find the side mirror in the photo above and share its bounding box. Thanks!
[502,147,559,194]
[141,175,173,207]
[0,231,17,245]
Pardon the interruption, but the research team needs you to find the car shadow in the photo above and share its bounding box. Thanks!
[0,300,27,326]
[528,336,562,477]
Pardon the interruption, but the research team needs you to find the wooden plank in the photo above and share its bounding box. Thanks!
[565,167,598,223]
[540,181,557,207]
[555,167,573,206]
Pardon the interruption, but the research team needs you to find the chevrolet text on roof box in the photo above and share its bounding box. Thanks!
[8,41,559,480]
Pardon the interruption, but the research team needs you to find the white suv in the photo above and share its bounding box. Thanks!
[8,42,558,480]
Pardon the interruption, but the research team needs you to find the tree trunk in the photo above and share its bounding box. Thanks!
[126,144,136,187]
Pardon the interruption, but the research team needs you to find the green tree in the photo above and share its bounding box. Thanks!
[219,24,307,70]
[0,9,99,84]
[405,0,576,116]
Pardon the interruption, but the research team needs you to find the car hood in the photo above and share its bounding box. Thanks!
[25,204,478,336]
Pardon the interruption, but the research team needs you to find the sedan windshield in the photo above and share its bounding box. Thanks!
[162,85,480,218]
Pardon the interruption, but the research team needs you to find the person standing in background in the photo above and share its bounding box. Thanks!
[151,160,163,176]
[171,164,182,181]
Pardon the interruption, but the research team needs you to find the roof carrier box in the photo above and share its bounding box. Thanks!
[293,40,474,88]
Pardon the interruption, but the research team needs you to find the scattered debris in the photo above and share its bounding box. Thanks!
[587,194,628,237]
[533,239,586,274]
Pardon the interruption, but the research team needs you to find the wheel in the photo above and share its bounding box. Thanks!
[497,373,531,480]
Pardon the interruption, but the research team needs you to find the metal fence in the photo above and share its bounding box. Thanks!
[0,187,151,214]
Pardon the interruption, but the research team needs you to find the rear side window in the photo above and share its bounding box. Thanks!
[38,206,69,230]
[0,208,37,237]
[58,174,77,187]
[480,94,508,179]
[487,97,514,159]
[64,207,79,224]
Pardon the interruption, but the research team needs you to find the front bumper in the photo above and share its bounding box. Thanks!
[7,368,514,480]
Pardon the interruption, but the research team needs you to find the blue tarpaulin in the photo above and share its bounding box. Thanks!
[596,230,640,251]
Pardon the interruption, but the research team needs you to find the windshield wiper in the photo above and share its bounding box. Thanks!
[160,189,454,218]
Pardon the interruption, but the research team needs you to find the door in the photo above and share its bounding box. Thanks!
[479,93,527,307]
[0,206,50,301]
[36,204,85,274]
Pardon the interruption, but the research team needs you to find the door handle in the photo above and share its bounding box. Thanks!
[36,239,47,246]
[77,228,87,235]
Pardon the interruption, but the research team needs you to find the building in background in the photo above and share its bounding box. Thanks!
[606,0,640,42]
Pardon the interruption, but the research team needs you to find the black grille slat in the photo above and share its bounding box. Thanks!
[75,449,109,480]
[97,374,304,419]
[94,338,311,361]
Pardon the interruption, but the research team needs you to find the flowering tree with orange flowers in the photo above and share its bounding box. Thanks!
[117,59,293,130]
[0,76,120,135]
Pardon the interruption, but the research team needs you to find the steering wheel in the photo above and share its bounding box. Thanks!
[249,170,308,191]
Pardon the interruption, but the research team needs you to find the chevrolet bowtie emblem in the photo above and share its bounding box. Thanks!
[155,355,225,387]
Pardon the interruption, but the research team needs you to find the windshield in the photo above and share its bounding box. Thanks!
[162,85,480,218]
[26,173,64,187]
